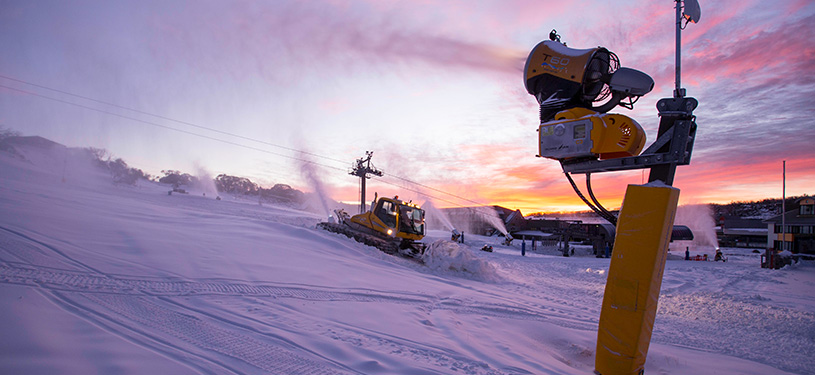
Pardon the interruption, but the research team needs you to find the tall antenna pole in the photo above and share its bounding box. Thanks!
[350,151,383,214]
[675,0,684,98]
[673,0,700,97]
[782,160,786,251]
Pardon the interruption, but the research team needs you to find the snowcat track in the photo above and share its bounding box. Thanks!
[317,222,423,260]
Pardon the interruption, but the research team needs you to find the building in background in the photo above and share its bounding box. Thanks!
[765,197,815,254]
[716,216,768,248]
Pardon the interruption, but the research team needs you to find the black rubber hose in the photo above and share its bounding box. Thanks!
[586,173,617,225]
[564,172,616,224]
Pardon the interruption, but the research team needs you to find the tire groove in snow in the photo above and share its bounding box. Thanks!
[0,260,594,329]
[66,292,352,375]
[0,224,596,329]
[0,228,596,373]
[0,225,104,274]
[168,297,523,375]
[655,292,815,374]
[41,290,237,375]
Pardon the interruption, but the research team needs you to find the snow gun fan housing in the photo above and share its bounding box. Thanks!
[525,36,654,160]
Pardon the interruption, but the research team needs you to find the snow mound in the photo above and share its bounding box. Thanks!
[422,240,499,281]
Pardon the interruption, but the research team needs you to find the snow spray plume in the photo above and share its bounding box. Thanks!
[474,206,508,236]
[193,163,218,197]
[298,154,332,217]
[673,204,719,250]
[422,199,455,231]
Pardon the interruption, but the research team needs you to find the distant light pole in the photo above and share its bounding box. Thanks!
[781,160,786,251]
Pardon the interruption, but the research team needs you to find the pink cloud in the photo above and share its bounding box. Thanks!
[145,1,529,85]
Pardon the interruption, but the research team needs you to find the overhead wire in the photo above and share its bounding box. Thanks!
[376,178,470,207]
[0,74,349,166]
[383,174,485,207]
[0,83,347,174]
[0,76,490,208]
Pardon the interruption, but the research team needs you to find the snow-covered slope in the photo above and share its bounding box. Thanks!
[0,138,812,374]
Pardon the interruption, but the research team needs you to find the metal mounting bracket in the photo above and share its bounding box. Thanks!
[559,97,698,183]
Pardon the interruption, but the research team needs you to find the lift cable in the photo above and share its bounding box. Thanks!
[382,174,486,207]
[375,178,468,207]
[0,79,489,208]
[0,83,347,174]
[0,74,350,166]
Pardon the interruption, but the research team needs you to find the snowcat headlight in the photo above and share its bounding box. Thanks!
[387,229,393,236]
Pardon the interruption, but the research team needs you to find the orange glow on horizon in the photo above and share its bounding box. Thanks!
[327,155,815,215]
[321,153,814,215]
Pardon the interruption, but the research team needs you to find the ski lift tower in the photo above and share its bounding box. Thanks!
[523,0,701,373]
[350,151,383,214]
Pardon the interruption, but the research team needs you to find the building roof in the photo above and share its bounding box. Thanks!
[722,217,766,229]
[512,230,557,238]
[723,228,768,236]
[764,209,815,224]
[504,209,521,223]
[672,225,694,241]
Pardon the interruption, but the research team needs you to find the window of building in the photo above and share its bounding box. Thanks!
[774,240,793,251]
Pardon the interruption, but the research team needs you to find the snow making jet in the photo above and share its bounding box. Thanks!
[524,1,701,374]
[451,228,462,243]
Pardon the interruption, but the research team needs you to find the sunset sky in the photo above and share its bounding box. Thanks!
[2,0,813,213]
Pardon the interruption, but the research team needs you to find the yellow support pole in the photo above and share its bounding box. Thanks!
[595,184,680,375]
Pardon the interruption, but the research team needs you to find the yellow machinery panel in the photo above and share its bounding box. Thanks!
[595,184,680,375]
[525,40,597,84]
[539,108,646,160]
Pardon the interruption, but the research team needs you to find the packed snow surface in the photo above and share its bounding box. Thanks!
[1,140,813,374]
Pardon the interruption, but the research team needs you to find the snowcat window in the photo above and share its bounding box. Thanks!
[375,201,397,228]
[399,206,425,235]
